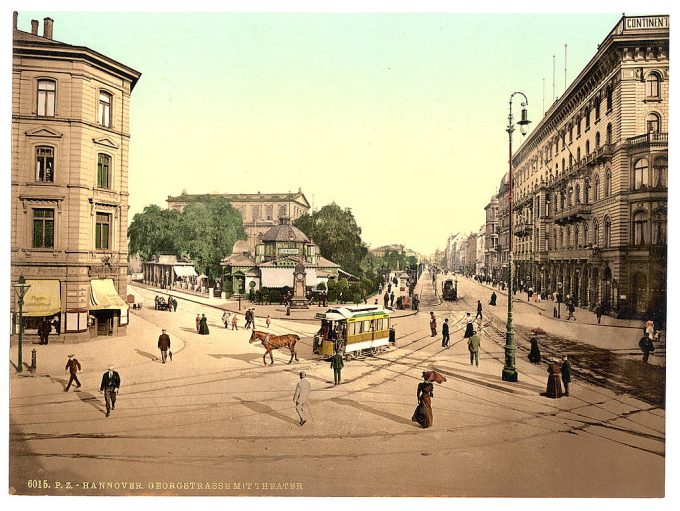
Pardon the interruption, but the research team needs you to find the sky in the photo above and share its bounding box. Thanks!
[4,3,665,257]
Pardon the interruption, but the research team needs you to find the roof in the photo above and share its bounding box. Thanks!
[167,191,310,208]
[221,253,255,266]
[316,256,339,269]
[260,223,310,243]
[231,240,251,255]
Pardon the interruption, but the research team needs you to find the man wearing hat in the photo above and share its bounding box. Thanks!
[99,365,121,417]
[158,329,171,363]
[64,354,82,391]
[293,371,311,426]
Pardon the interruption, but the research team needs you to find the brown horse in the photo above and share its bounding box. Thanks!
[249,330,300,365]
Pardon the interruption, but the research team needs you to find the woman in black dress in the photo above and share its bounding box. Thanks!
[528,336,541,364]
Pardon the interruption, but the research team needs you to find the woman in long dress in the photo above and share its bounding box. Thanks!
[198,314,210,335]
[411,376,434,428]
[464,313,475,338]
[545,358,563,398]
[528,337,541,364]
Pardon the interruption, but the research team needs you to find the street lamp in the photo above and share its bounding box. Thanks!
[13,275,31,373]
[502,92,531,383]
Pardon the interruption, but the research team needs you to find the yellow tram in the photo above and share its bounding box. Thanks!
[313,305,393,358]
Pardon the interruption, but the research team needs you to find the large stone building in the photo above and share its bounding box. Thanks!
[166,189,310,249]
[484,195,500,280]
[509,14,668,320]
[11,13,141,342]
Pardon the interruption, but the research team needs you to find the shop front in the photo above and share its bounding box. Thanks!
[89,278,129,337]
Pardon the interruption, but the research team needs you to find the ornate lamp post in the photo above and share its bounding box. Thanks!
[13,275,31,373]
[502,92,531,383]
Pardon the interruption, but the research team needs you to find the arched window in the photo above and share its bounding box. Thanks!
[559,228,564,248]
[279,205,287,218]
[35,146,55,182]
[633,211,648,245]
[585,140,590,155]
[652,210,667,245]
[37,79,56,117]
[646,72,661,98]
[575,225,580,247]
[577,116,581,137]
[97,154,111,189]
[583,222,590,245]
[594,219,600,246]
[252,205,260,221]
[567,187,573,207]
[633,158,649,190]
[605,169,612,197]
[652,156,668,188]
[595,132,601,149]
[569,154,573,168]
[577,147,581,161]
[575,184,581,204]
[554,228,558,250]
[266,205,273,221]
[594,175,600,201]
[606,123,612,145]
[569,123,573,143]
[98,90,112,127]
[606,86,613,111]
[584,180,590,204]
[560,191,565,210]
[646,112,661,133]
[604,217,612,248]
[561,158,565,173]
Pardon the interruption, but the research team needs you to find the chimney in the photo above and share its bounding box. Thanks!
[30,19,38,35]
[43,17,53,39]
[13,11,18,30]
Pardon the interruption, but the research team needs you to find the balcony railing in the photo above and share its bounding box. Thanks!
[547,247,593,260]
[553,203,592,225]
[627,132,668,149]
[514,221,533,237]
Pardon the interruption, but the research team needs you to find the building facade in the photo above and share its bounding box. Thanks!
[167,190,310,250]
[11,14,141,342]
[510,15,668,320]
[484,195,500,280]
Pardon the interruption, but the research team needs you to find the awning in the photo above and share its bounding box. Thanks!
[90,279,129,311]
[173,265,197,278]
[23,280,61,317]
[261,267,294,288]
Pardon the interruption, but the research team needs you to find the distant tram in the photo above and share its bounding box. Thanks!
[442,279,458,301]
[313,305,393,358]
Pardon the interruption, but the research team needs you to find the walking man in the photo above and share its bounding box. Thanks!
[467,333,481,367]
[441,318,450,348]
[561,355,572,396]
[231,315,238,330]
[195,314,201,333]
[38,319,51,345]
[99,365,121,417]
[383,291,390,309]
[64,354,82,391]
[475,300,483,320]
[566,299,576,321]
[390,291,395,308]
[429,312,437,337]
[158,329,171,364]
[639,333,655,363]
[595,302,603,324]
[293,371,311,426]
[330,350,344,385]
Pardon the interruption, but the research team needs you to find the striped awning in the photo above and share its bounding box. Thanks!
[173,265,197,278]
[23,280,61,317]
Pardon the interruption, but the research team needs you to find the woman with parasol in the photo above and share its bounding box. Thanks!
[412,370,446,428]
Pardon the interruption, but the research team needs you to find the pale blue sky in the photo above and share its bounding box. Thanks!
[16,10,633,254]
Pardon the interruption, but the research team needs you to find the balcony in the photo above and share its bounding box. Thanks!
[514,221,533,237]
[590,143,614,164]
[547,247,593,261]
[553,203,592,225]
[627,132,668,150]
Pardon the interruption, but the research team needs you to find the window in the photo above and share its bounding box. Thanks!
[35,146,54,182]
[577,147,581,161]
[584,180,590,204]
[561,158,565,173]
[595,99,601,120]
[585,107,591,129]
[97,154,111,189]
[646,72,660,98]
[566,226,571,248]
[652,210,666,245]
[586,140,590,156]
[583,222,589,245]
[594,220,600,246]
[652,156,667,188]
[266,205,273,221]
[95,213,111,250]
[595,132,601,149]
[605,169,612,196]
[575,225,580,247]
[633,211,648,245]
[575,184,581,204]
[633,159,649,190]
[577,117,581,137]
[606,123,612,145]
[606,86,613,111]
[646,113,661,133]
[32,208,54,248]
[569,124,573,143]
[252,206,260,221]
[567,187,572,207]
[594,175,600,201]
[278,205,287,218]
[604,217,612,248]
[37,79,56,117]
[98,91,112,127]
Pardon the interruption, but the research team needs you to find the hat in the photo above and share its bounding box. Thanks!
[162,329,166,332]
[107,364,115,370]
[67,353,74,358]
[299,371,306,378]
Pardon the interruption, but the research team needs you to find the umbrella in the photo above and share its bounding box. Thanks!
[422,370,447,384]
[531,327,547,335]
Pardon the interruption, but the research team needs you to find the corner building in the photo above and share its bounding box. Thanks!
[511,15,667,321]
[11,14,141,341]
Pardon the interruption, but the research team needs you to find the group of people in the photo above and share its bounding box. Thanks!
[527,336,572,397]
[63,353,121,417]
[195,313,209,335]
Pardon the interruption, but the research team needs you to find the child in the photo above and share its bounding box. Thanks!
[266,315,271,329]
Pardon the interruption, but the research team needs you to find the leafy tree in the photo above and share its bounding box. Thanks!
[128,205,182,261]
[293,203,368,276]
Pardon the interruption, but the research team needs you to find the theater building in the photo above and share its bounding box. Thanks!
[11,14,141,342]
[510,15,668,321]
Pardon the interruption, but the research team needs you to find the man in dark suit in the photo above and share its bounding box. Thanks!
[99,365,121,417]
[158,329,171,363]
[64,354,82,391]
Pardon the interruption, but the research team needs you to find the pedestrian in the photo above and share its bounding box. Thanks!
[561,355,572,396]
[475,300,483,320]
[158,329,171,363]
[441,318,450,348]
[390,291,395,307]
[527,287,534,302]
[51,315,61,336]
[231,315,238,330]
[99,365,121,417]
[528,336,541,364]
[429,312,437,337]
[566,300,576,321]
[222,311,230,328]
[489,291,497,306]
[64,354,82,391]
[293,371,311,426]
[266,315,271,329]
[250,308,256,329]
[195,314,201,333]
[639,333,655,363]
[464,312,474,338]
[383,291,389,309]
[172,297,178,312]
[411,373,434,428]
[167,299,174,312]
[467,333,481,366]
[198,314,210,335]
[38,318,51,345]
[330,350,344,385]
[644,320,655,339]
[545,358,563,398]
[595,302,604,324]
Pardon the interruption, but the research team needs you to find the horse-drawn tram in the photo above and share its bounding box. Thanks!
[313,305,393,358]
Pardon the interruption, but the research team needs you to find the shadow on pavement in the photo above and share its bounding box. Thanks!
[233,397,298,425]
[438,369,539,396]
[75,389,105,414]
[134,349,158,362]
[330,396,418,427]
[209,353,264,365]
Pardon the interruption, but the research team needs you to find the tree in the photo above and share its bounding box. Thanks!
[128,205,182,261]
[293,203,368,276]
